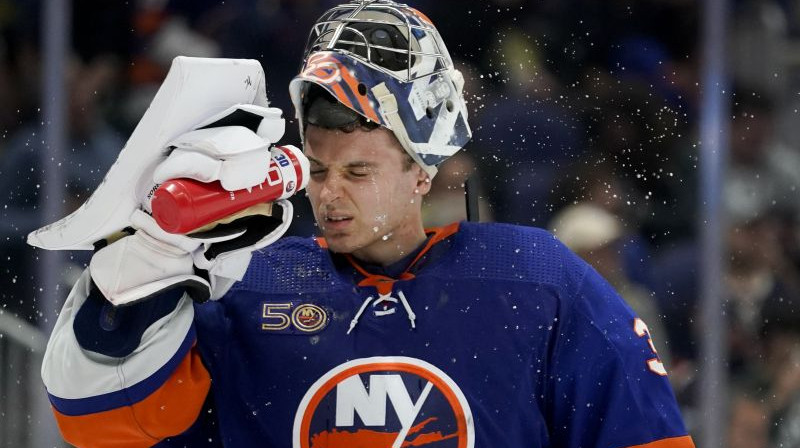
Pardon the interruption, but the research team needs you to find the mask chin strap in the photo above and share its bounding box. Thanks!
[372,83,439,179]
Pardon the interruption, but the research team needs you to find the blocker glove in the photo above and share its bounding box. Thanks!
[90,209,211,306]
[153,104,286,192]
[90,104,298,307]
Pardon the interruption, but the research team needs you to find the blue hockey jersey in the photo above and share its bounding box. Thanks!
[43,222,695,448]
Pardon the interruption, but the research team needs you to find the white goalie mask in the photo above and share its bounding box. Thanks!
[289,0,472,178]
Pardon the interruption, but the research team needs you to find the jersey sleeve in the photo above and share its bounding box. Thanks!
[546,252,695,448]
[41,269,212,447]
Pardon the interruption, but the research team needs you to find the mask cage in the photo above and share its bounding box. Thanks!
[301,0,450,83]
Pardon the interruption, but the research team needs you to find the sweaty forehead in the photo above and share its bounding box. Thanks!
[304,125,405,164]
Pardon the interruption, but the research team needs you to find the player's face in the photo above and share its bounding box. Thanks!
[304,125,430,265]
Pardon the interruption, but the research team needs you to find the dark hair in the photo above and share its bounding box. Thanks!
[302,84,380,133]
[303,84,415,171]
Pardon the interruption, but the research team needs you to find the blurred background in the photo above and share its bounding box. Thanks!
[1,0,799,447]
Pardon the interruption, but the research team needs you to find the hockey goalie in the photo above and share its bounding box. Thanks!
[37,1,695,447]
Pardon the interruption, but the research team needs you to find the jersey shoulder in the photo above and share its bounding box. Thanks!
[232,236,342,294]
[446,221,587,289]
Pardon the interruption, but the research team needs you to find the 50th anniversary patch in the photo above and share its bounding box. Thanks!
[261,302,330,334]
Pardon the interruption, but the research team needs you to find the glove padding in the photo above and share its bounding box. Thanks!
[149,103,296,279]
[91,199,293,307]
[153,105,285,192]
[91,105,295,307]
[90,210,210,306]
[188,199,293,277]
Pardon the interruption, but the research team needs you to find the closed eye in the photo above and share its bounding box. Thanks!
[306,156,326,178]
[348,169,371,178]
[345,163,375,178]
[309,168,327,180]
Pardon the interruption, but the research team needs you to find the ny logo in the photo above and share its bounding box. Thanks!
[294,357,474,448]
[336,374,433,442]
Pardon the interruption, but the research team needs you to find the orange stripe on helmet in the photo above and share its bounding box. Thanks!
[329,82,356,111]
[301,53,357,114]
[336,60,381,124]
[405,7,434,26]
[302,52,381,124]
[52,347,211,448]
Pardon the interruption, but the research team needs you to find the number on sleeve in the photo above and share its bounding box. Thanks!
[633,318,668,376]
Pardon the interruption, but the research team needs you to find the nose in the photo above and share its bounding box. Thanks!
[318,172,342,203]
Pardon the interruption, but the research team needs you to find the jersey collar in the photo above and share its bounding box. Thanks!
[317,222,460,295]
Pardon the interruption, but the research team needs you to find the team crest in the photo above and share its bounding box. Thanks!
[293,357,474,448]
[261,302,329,334]
[293,304,327,332]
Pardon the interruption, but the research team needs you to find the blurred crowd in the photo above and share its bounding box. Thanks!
[1,0,800,446]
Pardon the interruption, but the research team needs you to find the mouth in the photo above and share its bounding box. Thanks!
[322,212,354,230]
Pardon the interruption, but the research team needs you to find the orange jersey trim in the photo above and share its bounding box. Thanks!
[626,435,696,448]
[53,347,211,448]
[315,222,460,252]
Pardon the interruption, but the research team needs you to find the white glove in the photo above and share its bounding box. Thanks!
[151,103,296,269]
[90,201,294,307]
[92,105,297,307]
[153,104,285,192]
[90,210,209,306]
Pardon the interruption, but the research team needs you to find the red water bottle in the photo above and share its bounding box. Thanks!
[151,145,309,233]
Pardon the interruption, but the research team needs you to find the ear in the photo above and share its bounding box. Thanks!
[414,166,432,195]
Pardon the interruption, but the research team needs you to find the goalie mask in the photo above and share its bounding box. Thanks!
[289,0,472,178]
